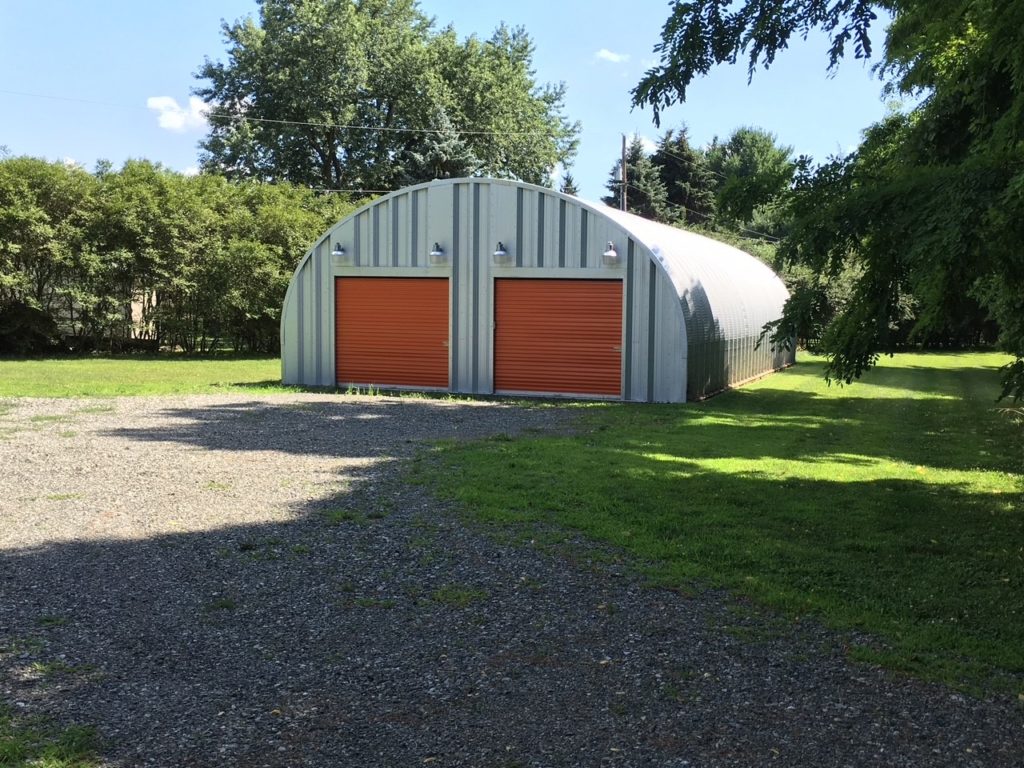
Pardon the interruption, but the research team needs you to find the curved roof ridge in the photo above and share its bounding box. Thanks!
[594,203,788,344]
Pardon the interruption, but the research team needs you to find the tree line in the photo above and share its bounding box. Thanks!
[0,157,358,354]
[598,123,999,357]
[599,126,792,241]
[1,0,576,356]
[3,0,1019,397]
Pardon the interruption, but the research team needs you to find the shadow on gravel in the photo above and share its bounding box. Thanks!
[98,398,545,458]
[4,489,1024,767]
[2,396,1023,767]
[96,383,1020,476]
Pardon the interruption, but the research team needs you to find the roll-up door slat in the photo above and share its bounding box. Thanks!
[336,277,449,388]
[494,279,622,396]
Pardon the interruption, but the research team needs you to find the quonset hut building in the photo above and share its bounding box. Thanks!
[281,178,793,402]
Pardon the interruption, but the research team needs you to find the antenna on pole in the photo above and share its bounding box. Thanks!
[620,133,627,212]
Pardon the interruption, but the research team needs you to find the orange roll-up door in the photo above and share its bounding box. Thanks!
[335,277,449,388]
[494,279,622,396]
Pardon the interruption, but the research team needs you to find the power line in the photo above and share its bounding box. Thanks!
[206,111,556,137]
[627,141,786,242]
[308,186,391,194]
[0,88,145,112]
[623,182,781,243]
[0,87,558,138]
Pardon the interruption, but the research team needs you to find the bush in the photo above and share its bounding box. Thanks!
[0,302,62,355]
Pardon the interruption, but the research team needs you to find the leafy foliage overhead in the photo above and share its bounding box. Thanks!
[634,0,1024,398]
[633,0,880,125]
[194,0,579,191]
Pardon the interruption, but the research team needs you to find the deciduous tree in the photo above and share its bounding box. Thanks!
[704,127,795,235]
[634,0,1024,398]
[0,156,358,354]
[195,1,578,191]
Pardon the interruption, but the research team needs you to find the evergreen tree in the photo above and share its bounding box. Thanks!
[602,135,668,222]
[651,126,716,225]
[559,172,579,196]
[400,109,481,183]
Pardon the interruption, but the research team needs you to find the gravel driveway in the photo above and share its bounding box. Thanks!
[1,394,1022,767]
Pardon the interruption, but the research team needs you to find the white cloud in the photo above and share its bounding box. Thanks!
[147,96,209,132]
[639,135,658,155]
[61,157,80,168]
[595,48,630,64]
[182,165,200,177]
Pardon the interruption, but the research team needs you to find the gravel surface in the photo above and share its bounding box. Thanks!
[1,393,1022,767]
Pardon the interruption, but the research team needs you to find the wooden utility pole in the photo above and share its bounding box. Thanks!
[620,133,627,212]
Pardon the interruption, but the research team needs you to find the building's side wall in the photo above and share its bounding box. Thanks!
[676,242,794,400]
[618,240,687,403]
[597,207,794,402]
[651,265,688,403]
[282,179,689,401]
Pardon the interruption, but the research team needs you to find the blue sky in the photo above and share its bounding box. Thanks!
[0,0,891,201]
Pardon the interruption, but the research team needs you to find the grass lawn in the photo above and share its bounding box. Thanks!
[0,356,289,397]
[418,352,1024,694]
[0,705,99,768]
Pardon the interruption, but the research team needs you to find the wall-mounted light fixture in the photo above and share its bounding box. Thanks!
[493,241,512,263]
[428,242,447,264]
[602,241,620,264]
[330,242,346,258]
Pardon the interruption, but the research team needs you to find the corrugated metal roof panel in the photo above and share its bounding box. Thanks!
[597,205,789,346]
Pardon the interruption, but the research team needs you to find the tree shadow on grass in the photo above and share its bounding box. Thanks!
[3,455,1023,766]
[594,392,1021,476]
[778,356,1008,399]
[1,374,1021,765]
[428,434,1024,686]
[92,375,1022,477]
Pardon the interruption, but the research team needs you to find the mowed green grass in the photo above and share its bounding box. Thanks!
[0,705,99,768]
[420,352,1024,693]
[0,356,288,397]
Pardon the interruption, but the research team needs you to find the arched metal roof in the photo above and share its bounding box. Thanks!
[282,178,793,399]
[598,205,790,354]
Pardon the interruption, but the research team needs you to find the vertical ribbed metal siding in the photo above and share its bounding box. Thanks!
[600,207,793,400]
[281,180,685,399]
[680,249,792,399]
[283,179,755,402]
